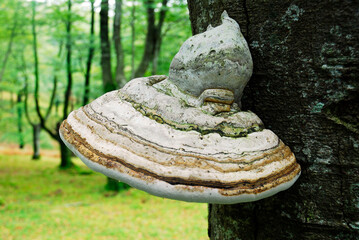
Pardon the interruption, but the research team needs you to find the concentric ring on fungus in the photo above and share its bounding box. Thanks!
[59,11,300,204]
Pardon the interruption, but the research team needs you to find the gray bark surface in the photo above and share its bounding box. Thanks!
[188,1,359,239]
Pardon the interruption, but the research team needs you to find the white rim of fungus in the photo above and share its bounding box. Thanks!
[60,131,300,204]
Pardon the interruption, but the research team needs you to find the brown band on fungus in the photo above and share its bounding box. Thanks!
[74,108,292,174]
[61,120,300,192]
[80,105,280,164]
[218,164,301,196]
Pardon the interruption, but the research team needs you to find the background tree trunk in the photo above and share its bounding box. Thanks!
[100,0,115,92]
[188,1,359,239]
[134,0,168,77]
[32,0,73,168]
[151,0,168,75]
[134,0,156,77]
[100,0,121,191]
[59,0,74,169]
[63,0,72,121]
[83,0,95,106]
[130,1,136,79]
[22,49,42,160]
[32,124,41,160]
[113,0,126,87]
[16,91,24,149]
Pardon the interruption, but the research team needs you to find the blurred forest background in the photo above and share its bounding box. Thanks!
[0,0,191,163]
[0,0,207,239]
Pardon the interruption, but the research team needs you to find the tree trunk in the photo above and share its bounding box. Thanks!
[16,92,24,149]
[188,1,359,239]
[100,0,115,92]
[59,136,73,169]
[63,0,73,119]
[130,1,136,79]
[83,0,95,106]
[57,0,74,169]
[22,50,42,160]
[100,0,121,191]
[113,0,126,87]
[134,0,156,78]
[32,124,41,160]
[151,0,168,75]
[32,0,73,168]
[31,1,41,119]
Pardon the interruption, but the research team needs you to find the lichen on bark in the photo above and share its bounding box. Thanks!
[188,0,359,239]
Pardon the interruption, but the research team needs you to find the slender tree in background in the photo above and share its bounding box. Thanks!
[151,0,168,75]
[130,1,136,79]
[23,68,42,160]
[113,0,126,87]
[134,0,168,77]
[16,46,42,159]
[100,0,121,191]
[60,0,74,168]
[83,0,95,106]
[23,1,44,160]
[187,1,359,239]
[32,0,73,168]
[134,0,155,77]
[100,0,115,92]
[16,90,24,149]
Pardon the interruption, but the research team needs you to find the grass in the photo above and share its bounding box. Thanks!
[0,153,208,240]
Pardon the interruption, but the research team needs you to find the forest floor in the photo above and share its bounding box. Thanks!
[0,150,208,240]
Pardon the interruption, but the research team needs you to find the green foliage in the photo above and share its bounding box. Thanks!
[0,154,208,239]
[0,4,202,238]
[0,0,191,149]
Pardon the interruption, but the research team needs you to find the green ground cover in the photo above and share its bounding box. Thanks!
[0,154,208,240]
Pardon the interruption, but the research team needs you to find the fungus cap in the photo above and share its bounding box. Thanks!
[59,12,301,204]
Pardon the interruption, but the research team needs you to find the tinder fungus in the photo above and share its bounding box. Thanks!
[60,11,301,204]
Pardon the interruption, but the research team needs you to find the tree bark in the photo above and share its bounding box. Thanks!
[100,0,115,92]
[188,1,359,239]
[113,0,126,87]
[83,0,95,106]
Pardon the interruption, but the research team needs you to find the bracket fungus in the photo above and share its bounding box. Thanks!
[60,11,301,204]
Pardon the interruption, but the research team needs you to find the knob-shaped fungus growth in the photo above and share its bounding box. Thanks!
[60,11,301,204]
